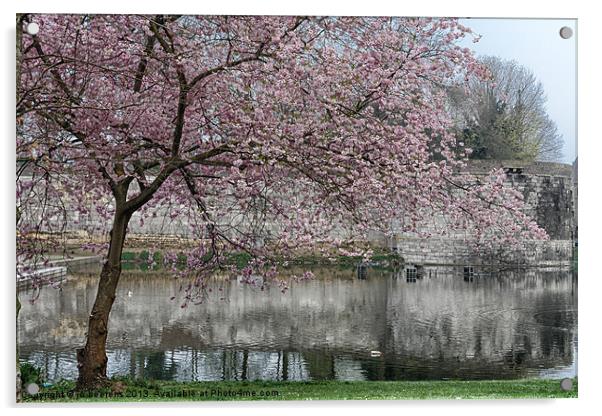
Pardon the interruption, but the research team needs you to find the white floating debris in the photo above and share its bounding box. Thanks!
[370,350,382,357]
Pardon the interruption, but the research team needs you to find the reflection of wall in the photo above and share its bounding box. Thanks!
[386,267,576,374]
[19,267,577,381]
[20,270,390,353]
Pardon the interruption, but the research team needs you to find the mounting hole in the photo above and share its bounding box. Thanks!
[559,26,573,39]
[560,378,573,391]
[26,22,39,36]
[25,382,40,395]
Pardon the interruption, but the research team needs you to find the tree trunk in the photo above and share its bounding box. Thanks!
[76,209,131,390]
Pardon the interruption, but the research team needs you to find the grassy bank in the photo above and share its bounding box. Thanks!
[21,378,577,402]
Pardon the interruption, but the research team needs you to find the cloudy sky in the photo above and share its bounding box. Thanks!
[459,18,577,163]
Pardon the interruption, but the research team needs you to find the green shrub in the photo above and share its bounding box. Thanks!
[227,252,252,268]
[121,251,137,261]
[20,363,43,386]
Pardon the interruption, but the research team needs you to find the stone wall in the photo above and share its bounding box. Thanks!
[380,160,577,266]
[465,160,575,240]
[19,160,577,267]
[385,237,574,267]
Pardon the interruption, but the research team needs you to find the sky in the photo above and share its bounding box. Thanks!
[458,18,577,163]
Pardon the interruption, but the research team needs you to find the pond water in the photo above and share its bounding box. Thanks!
[18,266,577,382]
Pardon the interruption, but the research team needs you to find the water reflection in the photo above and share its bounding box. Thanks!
[18,266,577,382]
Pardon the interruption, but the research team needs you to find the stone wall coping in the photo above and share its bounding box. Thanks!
[459,160,573,178]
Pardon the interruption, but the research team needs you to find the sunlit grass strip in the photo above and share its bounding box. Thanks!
[22,378,577,402]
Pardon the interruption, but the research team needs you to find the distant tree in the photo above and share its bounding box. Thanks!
[448,56,564,162]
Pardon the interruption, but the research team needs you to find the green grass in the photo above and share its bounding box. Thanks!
[21,378,577,402]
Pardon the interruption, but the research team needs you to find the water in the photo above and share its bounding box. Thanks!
[18,266,577,382]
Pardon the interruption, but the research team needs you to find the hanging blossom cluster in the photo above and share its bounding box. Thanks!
[17,15,547,303]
